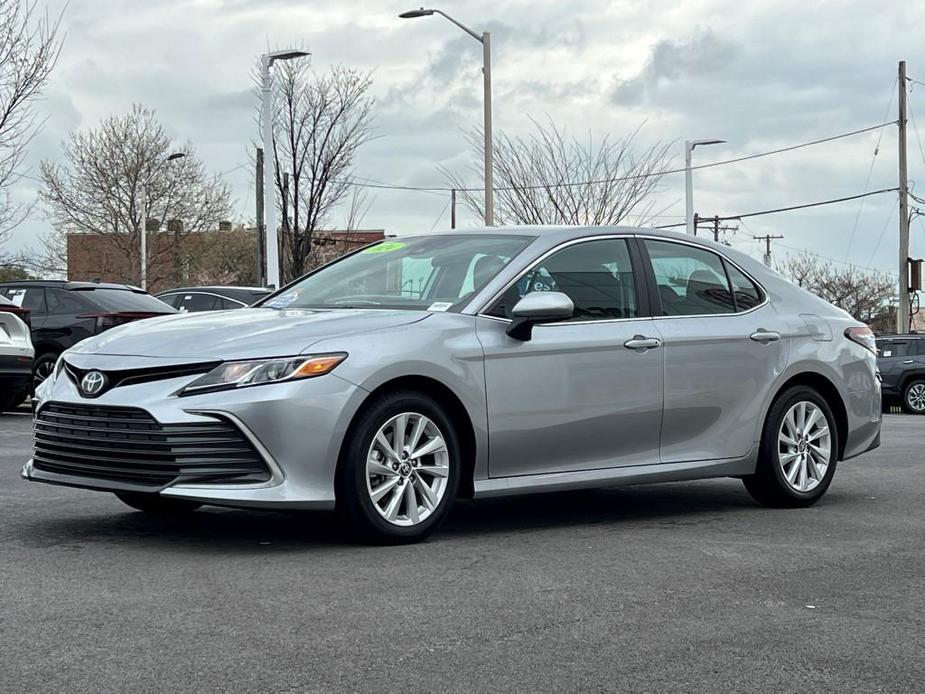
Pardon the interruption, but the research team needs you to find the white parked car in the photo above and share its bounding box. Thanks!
[0,295,34,412]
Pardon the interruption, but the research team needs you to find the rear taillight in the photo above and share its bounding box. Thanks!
[0,305,31,329]
[78,311,164,334]
[845,326,877,353]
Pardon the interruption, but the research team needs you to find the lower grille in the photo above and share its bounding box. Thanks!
[33,402,271,490]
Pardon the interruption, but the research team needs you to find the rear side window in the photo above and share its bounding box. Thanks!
[644,240,735,316]
[46,288,94,315]
[724,261,764,311]
[74,288,174,313]
[157,294,181,308]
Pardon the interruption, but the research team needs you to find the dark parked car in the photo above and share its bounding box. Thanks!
[156,286,271,312]
[876,334,925,413]
[0,280,176,394]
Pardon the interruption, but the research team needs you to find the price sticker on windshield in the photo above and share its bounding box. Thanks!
[427,302,453,312]
[362,241,405,254]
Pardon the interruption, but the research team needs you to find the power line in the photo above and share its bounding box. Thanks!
[844,76,897,261]
[341,121,896,194]
[654,187,898,228]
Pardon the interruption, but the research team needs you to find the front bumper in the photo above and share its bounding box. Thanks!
[22,354,369,510]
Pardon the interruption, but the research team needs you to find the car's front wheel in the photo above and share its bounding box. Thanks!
[743,385,838,507]
[901,379,925,414]
[337,391,460,544]
[115,492,203,514]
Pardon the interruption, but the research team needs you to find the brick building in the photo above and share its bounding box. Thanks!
[67,227,386,293]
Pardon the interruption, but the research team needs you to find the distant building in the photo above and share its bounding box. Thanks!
[66,227,386,293]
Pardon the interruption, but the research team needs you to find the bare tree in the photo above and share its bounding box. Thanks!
[268,61,375,282]
[777,251,895,326]
[39,105,232,286]
[0,0,62,262]
[443,118,674,227]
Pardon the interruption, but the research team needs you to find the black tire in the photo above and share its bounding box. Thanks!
[742,385,839,508]
[900,379,925,415]
[336,391,461,544]
[115,492,203,514]
[32,352,58,391]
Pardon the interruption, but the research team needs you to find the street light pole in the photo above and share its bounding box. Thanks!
[684,138,725,236]
[400,8,494,226]
[139,152,186,290]
[260,49,310,289]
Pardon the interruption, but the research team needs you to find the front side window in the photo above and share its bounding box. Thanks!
[645,240,735,316]
[260,234,534,312]
[877,340,912,358]
[46,288,93,315]
[486,238,638,321]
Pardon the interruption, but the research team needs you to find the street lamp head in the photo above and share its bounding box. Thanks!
[166,152,186,162]
[399,8,435,18]
[266,49,310,65]
[690,138,726,150]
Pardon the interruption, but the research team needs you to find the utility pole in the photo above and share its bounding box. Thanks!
[713,215,720,243]
[693,212,699,237]
[255,148,265,287]
[282,172,290,238]
[451,188,457,229]
[753,235,784,267]
[898,59,911,333]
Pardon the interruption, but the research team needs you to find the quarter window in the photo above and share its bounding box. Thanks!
[645,240,735,316]
[487,238,638,321]
[724,261,764,311]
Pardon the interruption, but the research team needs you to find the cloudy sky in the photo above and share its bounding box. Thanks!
[7,0,925,276]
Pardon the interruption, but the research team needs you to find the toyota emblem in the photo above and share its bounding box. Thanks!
[80,371,107,397]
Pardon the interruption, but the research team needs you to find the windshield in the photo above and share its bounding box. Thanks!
[260,234,535,311]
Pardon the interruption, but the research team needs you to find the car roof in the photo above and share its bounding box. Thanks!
[0,279,142,291]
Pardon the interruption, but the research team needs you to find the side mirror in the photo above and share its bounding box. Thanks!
[506,291,574,341]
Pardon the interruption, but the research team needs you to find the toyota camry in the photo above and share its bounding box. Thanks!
[23,227,882,542]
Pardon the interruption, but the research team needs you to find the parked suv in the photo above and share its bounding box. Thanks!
[876,334,925,413]
[0,281,175,397]
[0,296,33,411]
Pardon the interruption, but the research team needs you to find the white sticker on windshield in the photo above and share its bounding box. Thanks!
[427,302,453,312]
[265,289,299,309]
[8,289,25,307]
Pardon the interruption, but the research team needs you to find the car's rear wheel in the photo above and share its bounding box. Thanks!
[115,492,203,514]
[901,379,925,414]
[336,391,460,544]
[742,385,838,507]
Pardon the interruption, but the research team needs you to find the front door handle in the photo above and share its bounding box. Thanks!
[749,330,781,343]
[903,359,915,364]
[624,335,661,351]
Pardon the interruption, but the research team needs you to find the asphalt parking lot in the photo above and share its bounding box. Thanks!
[1,408,923,693]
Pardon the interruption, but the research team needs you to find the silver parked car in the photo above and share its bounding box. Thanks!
[23,227,882,542]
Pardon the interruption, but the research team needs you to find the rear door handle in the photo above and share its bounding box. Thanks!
[624,335,661,351]
[903,359,915,364]
[749,330,781,343]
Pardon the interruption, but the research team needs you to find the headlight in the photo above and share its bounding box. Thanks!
[179,353,346,395]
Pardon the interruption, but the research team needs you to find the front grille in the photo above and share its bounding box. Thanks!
[33,402,271,489]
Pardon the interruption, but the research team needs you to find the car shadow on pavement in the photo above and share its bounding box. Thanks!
[19,479,771,553]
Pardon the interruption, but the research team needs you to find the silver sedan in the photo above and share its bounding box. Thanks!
[24,227,882,542]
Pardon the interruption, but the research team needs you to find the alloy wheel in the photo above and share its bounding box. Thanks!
[906,383,925,412]
[33,358,55,388]
[777,401,831,493]
[365,412,450,527]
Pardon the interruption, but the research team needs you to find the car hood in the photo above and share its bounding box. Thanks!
[70,308,431,360]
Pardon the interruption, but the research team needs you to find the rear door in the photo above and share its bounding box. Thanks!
[640,238,789,463]
[477,236,665,477]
